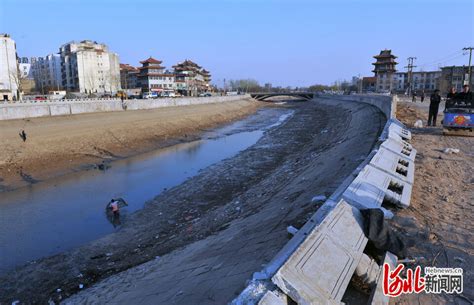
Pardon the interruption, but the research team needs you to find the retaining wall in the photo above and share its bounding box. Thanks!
[0,95,251,121]
[323,94,396,119]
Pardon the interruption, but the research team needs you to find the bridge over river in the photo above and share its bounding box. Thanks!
[251,92,314,101]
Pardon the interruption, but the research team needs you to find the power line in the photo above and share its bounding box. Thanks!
[416,50,464,67]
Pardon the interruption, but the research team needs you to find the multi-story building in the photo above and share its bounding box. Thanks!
[372,50,398,93]
[440,66,474,94]
[0,34,19,100]
[173,60,211,96]
[411,71,441,92]
[119,63,139,89]
[136,57,176,94]
[59,40,121,94]
[392,71,442,94]
[32,54,62,93]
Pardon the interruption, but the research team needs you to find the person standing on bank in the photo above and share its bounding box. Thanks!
[428,89,441,126]
[420,90,425,102]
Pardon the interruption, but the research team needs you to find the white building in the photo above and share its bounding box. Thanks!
[59,40,121,94]
[0,34,19,101]
[32,54,62,93]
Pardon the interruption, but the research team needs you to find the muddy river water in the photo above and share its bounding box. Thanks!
[0,107,292,274]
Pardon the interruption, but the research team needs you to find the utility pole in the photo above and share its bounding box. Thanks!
[404,57,417,96]
[463,47,473,85]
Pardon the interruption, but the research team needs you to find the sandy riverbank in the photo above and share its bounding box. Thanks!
[0,99,263,191]
[390,102,473,305]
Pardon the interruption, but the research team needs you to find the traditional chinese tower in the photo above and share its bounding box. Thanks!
[372,50,398,93]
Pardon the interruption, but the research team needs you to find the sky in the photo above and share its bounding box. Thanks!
[1,0,473,87]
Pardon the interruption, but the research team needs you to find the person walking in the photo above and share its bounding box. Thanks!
[412,91,417,102]
[420,90,425,102]
[428,89,441,126]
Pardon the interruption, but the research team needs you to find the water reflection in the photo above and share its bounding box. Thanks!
[0,108,292,274]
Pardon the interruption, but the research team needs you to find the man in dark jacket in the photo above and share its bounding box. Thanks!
[458,85,472,106]
[445,87,457,109]
[428,89,441,126]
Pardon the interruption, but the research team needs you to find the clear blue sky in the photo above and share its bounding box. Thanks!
[1,0,473,87]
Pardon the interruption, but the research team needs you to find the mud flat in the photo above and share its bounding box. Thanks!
[0,97,386,304]
[0,98,262,191]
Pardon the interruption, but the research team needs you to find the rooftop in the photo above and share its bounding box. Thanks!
[140,57,163,64]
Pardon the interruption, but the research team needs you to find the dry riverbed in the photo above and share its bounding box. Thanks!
[0,98,385,304]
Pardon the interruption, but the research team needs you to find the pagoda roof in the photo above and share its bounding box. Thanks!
[372,61,398,65]
[120,63,139,72]
[138,65,165,70]
[173,59,202,70]
[373,50,397,59]
[140,57,163,64]
[138,73,175,77]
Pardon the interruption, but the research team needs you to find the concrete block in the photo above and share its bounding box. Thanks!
[388,120,411,141]
[354,254,380,285]
[258,291,289,305]
[369,147,415,184]
[368,252,398,305]
[380,138,416,161]
[342,165,412,209]
[272,199,367,305]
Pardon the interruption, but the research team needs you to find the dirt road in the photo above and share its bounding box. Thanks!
[390,102,473,305]
[0,99,262,191]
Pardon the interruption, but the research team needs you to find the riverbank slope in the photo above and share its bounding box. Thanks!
[0,99,262,191]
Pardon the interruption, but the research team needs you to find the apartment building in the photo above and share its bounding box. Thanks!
[32,54,63,93]
[59,40,121,94]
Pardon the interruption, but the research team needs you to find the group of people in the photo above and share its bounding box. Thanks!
[426,84,472,126]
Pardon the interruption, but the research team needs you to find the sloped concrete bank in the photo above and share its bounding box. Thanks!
[234,94,416,305]
[0,95,250,120]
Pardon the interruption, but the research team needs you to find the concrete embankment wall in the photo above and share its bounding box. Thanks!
[0,95,251,121]
[325,94,396,119]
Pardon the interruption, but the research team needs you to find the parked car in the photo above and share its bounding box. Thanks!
[34,96,47,101]
[142,92,158,99]
[161,91,176,98]
[199,92,212,97]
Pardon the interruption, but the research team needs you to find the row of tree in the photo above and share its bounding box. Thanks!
[225,79,354,93]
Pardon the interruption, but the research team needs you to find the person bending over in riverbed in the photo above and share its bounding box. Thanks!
[108,199,120,215]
